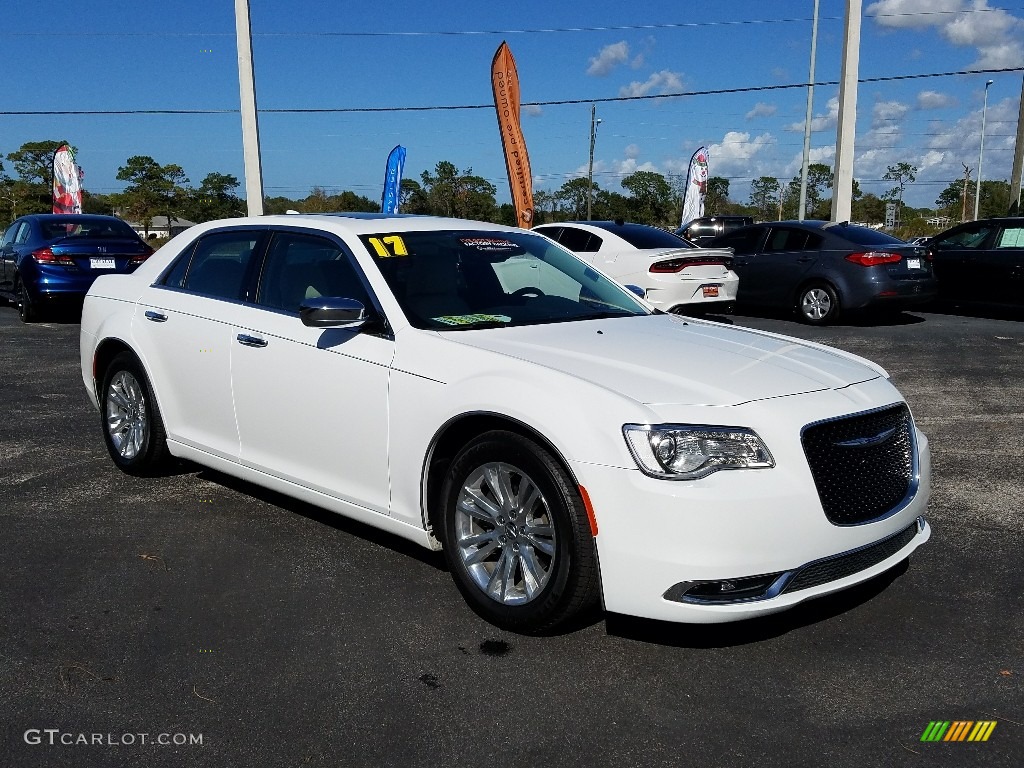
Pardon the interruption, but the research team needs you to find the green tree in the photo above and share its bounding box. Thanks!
[620,170,674,225]
[115,156,189,232]
[935,178,968,221]
[593,189,632,222]
[399,178,430,214]
[882,162,917,226]
[748,176,780,222]
[705,176,730,215]
[788,163,833,219]
[978,179,1011,219]
[555,177,598,220]
[419,161,497,220]
[183,172,243,222]
[4,139,72,219]
[851,193,886,224]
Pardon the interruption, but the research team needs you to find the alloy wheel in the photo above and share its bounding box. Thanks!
[106,370,149,461]
[454,461,557,605]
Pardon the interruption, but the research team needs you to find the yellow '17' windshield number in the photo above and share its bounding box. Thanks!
[367,235,408,258]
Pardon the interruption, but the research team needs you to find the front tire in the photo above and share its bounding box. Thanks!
[439,430,598,633]
[99,352,171,475]
[797,282,840,325]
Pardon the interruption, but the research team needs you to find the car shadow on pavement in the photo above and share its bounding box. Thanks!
[190,465,448,572]
[921,300,1024,322]
[603,558,911,648]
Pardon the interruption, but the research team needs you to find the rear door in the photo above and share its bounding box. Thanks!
[132,229,264,461]
[0,221,24,291]
[715,226,768,303]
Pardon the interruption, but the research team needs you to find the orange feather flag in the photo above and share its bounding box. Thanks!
[491,42,535,227]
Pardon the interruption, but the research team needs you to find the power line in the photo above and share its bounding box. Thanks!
[3,67,1022,117]
[2,6,1022,37]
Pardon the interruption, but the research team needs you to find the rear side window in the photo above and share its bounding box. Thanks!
[599,223,686,250]
[832,225,905,247]
[256,232,370,312]
[765,228,823,252]
[164,231,260,301]
[556,226,602,253]
[14,222,32,245]
[996,226,1024,248]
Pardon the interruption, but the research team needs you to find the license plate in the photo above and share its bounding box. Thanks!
[702,285,720,298]
[907,258,921,270]
[90,258,116,269]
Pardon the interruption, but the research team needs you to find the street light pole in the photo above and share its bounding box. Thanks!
[798,0,821,221]
[587,105,601,221]
[974,79,994,221]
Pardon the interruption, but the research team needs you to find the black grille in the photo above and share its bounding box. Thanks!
[782,521,919,593]
[801,403,914,525]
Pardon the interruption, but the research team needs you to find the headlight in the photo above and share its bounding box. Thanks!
[622,424,774,480]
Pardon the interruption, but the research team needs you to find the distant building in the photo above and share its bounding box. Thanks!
[126,216,196,240]
[926,215,952,227]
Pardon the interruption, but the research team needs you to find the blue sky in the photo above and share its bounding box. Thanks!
[3,0,1023,210]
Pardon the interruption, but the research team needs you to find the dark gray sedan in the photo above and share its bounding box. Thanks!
[711,220,937,324]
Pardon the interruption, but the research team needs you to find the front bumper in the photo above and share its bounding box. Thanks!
[572,425,931,624]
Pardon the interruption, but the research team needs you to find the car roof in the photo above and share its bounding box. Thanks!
[193,213,531,237]
[23,213,128,223]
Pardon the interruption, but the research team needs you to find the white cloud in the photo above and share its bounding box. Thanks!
[745,102,777,120]
[523,104,543,117]
[868,0,1024,68]
[917,90,954,109]
[783,146,836,177]
[872,100,911,125]
[705,131,777,176]
[786,96,839,132]
[587,41,630,76]
[618,70,684,98]
[624,143,641,159]
[867,0,964,29]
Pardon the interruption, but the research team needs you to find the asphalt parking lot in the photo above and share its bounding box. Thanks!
[1,302,1021,767]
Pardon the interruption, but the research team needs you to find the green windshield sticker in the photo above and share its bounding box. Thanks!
[431,314,512,326]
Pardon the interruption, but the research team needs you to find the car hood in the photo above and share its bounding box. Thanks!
[442,314,881,407]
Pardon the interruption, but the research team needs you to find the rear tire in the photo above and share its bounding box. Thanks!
[99,352,171,476]
[797,283,840,325]
[439,430,598,633]
[17,279,40,323]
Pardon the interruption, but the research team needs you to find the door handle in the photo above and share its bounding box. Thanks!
[796,257,815,263]
[144,310,167,322]
[236,333,268,348]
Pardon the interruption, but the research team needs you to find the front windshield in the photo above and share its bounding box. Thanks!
[360,229,649,330]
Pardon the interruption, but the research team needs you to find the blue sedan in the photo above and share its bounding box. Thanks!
[0,214,154,322]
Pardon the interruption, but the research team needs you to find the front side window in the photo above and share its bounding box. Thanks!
[715,227,765,255]
[933,224,997,250]
[360,230,648,330]
[165,231,259,301]
[256,232,370,312]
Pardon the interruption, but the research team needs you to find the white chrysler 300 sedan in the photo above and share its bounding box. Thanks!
[80,214,930,633]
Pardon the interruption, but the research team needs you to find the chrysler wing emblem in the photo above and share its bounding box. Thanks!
[835,427,897,448]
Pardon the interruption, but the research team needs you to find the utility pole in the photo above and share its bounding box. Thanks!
[235,0,265,216]
[961,163,972,223]
[1009,74,1024,215]
[832,0,862,223]
[974,79,994,221]
[587,104,601,221]
[798,0,821,221]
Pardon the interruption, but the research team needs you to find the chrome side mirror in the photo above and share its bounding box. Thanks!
[299,297,368,329]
